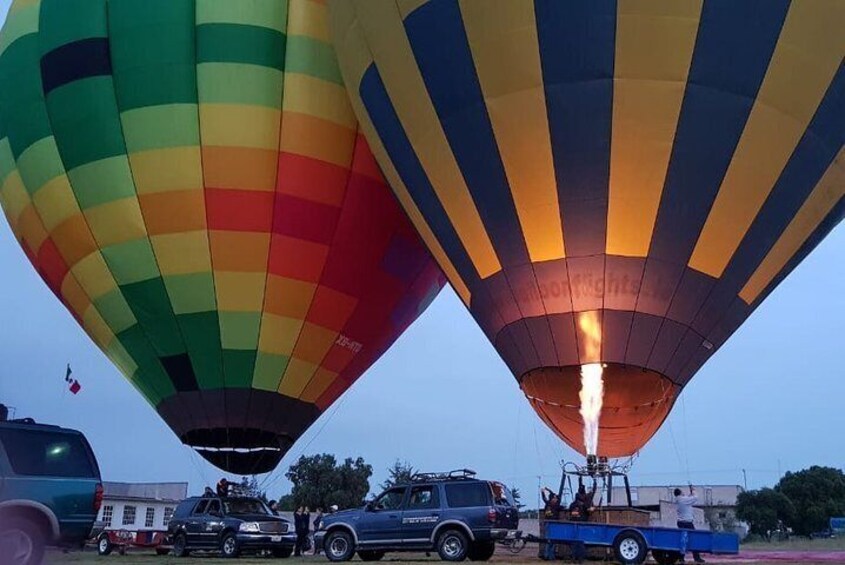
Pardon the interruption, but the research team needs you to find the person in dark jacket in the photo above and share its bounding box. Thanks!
[294,506,311,556]
[568,481,597,564]
[541,487,561,560]
[216,478,229,498]
[312,508,324,555]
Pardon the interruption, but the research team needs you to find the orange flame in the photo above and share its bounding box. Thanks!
[577,311,604,455]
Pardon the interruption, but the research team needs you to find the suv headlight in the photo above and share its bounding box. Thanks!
[239,522,261,533]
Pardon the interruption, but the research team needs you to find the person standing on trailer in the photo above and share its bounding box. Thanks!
[568,481,597,564]
[541,487,561,560]
[675,486,705,564]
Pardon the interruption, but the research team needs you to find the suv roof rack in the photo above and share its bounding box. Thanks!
[411,469,477,482]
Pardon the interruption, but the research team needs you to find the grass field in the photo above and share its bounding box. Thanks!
[741,537,845,551]
[45,549,845,565]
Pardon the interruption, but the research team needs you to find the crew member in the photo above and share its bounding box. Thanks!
[216,478,229,498]
[568,481,597,564]
[541,487,561,560]
[675,486,705,564]
[313,508,324,555]
[294,506,311,556]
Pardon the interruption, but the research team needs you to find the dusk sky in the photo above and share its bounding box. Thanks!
[0,2,842,509]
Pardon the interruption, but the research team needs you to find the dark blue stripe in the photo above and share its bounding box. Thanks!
[692,65,845,333]
[535,0,616,258]
[40,37,113,94]
[403,0,529,269]
[649,0,789,264]
[359,64,481,291]
[752,199,844,308]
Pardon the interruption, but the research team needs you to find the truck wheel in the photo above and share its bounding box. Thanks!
[325,530,354,562]
[437,529,469,562]
[172,533,190,557]
[97,533,113,556]
[220,531,241,558]
[467,541,495,561]
[0,518,45,565]
[613,531,647,564]
[358,550,385,561]
[652,549,682,565]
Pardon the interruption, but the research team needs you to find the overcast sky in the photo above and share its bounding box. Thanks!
[1,2,843,508]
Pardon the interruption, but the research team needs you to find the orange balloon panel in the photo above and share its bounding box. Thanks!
[521,365,680,458]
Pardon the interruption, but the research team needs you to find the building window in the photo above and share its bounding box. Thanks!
[163,507,174,527]
[122,505,136,526]
[145,507,155,528]
[102,505,113,527]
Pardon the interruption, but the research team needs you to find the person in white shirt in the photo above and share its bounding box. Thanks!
[674,486,705,563]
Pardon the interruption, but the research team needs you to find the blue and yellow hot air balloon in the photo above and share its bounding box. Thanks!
[329,0,844,457]
[0,0,445,473]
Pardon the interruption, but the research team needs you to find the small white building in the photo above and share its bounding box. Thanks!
[608,484,747,537]
[96,482,187,532]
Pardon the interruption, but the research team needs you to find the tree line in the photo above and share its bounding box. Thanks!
[263,456,524,512]
[736,466,845,538]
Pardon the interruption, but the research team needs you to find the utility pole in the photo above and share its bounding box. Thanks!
[537,475,542,518]
[742,469,747,491]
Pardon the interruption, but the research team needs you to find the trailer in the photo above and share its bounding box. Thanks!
[543,520,739,565]
[94,529,171,556]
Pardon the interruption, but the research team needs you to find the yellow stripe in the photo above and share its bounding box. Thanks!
[199,104,281,150]
[328,2,471,303]
[396,0,428,19]
[690,0,845,277]
[350,0,501,279]
[607,0,702,257]
[740,149,844,304]
[460,0,564,263]
[283,74,357,129]
[289,0,332,43]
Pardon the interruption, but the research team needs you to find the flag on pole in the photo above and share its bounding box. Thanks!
[65,365,81,395]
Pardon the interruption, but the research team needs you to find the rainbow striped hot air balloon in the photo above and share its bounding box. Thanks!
[329,0,844,457]
[0,0,445,473]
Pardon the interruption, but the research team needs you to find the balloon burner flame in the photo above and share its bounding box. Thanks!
[579,362,604,456]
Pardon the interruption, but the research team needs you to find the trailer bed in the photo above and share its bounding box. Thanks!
[544,520,739,564]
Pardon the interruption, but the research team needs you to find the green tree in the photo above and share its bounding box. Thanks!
[238,476,268,502]
[510,486,524,509]
[276,494,296,512]
[285,454,373,510]
[735,489,794,537]
[776,466,845,536]
[380,460,416,490]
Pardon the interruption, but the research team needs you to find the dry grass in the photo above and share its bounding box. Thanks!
[45,549,845,565]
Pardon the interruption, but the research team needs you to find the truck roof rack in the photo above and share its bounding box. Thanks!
[411,469,477,482]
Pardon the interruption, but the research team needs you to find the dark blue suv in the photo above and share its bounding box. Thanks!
[315,470,519,562]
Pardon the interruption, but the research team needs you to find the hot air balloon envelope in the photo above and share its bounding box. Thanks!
[329,0,844,457]
[0,0,445,473]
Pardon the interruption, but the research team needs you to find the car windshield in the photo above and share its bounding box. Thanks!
[223,498,270,516]
[490,482,516,506]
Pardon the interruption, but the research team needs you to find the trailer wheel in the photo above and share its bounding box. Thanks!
[612,530,647,565]
[97,534,113,556]
[652,549,682,565]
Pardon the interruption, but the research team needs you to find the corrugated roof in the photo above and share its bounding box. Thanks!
[103,482,188,502]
